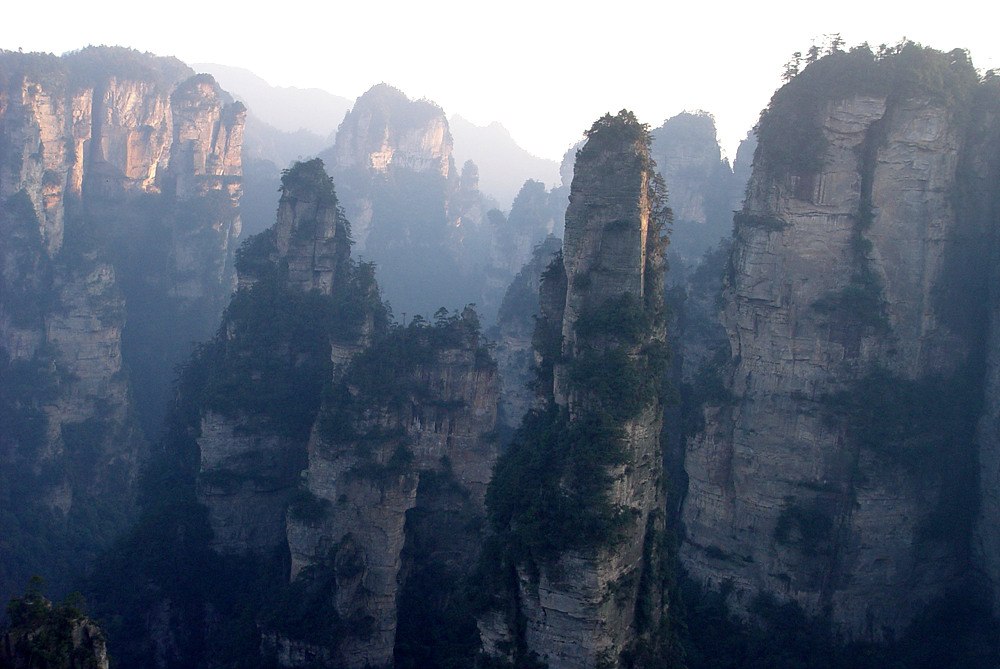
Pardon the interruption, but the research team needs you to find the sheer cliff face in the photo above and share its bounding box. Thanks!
[0,48,244,600]
[270,163,351,295]
[482,111,671,668]
[193,160,500,668]
[0,53,243,254]
[680,47,990,637]
[284,315,499,668]
[972,77,1000,614]
[198,160,355,555]
[332,83,452,179]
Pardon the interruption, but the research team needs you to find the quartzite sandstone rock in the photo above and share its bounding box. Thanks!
[0,47,244,600]
[482,111,669,668]
[680,48,988,637]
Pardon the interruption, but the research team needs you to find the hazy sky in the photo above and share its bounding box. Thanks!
[3,0,997,162]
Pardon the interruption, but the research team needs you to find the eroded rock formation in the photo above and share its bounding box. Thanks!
[0,47,244,601]
[185,158,500,668]
[680,45,997,638]
[480,110,673,668]
[650,111,740,268]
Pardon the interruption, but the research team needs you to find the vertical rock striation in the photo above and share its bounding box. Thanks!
[0,47,244,601]
[187,158,500,668]
[971,73,1000,615]
[284,310,499,668]
[196,159,358,555]
[481,110,673,668]
[680,45,992,637]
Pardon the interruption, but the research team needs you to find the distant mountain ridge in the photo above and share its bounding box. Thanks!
[192,62,351,139]
[450,114,561,208]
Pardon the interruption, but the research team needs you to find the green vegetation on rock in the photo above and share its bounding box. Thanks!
[756,42,979,178]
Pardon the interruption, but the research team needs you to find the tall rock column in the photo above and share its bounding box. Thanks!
[680,45,987,638]
[481,110,673,668]
[196,159,357,555]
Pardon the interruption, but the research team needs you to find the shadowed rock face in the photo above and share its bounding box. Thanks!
[0,47,244,601]
[192,158,500,668]
[198,159,356,556]
[1,589,110,669]
[971,76,1000,618]
[680,46,999,638]
[480,111,671,668]
[490,235,563,432]
[284,313,499,669]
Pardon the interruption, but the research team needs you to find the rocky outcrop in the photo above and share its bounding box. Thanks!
[285,311,499,668]
[323,85,503,320]
[680,45,990,638]
[188,159,500,668]
[0,47,244,601]
[650,112,740,268]
[1,587,109,669]
[326,83,455,252]
[331,83,452,181]
[481,111,672,668]
[197,159,358,554]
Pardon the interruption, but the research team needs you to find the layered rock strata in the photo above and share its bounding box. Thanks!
[0,47,244,600]
[680,46,992,637]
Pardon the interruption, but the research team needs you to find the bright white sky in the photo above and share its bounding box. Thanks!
[3,0,997,162]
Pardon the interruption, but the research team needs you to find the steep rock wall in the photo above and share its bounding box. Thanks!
[481,111,671,668]
[0,47,244,600]
[680,47,989,637]
[197,159,357,555]
[285,312,499,668]
[323,84,502,320]
[971,75,1000,614]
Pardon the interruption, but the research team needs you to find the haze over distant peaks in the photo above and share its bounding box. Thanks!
[450,114,561,208]
[193,62,351,139]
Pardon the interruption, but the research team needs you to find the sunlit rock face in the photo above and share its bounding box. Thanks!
[0,47,244,601]
[327,83,454,252]
[681,46,998,638]
[324,84,529,322]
